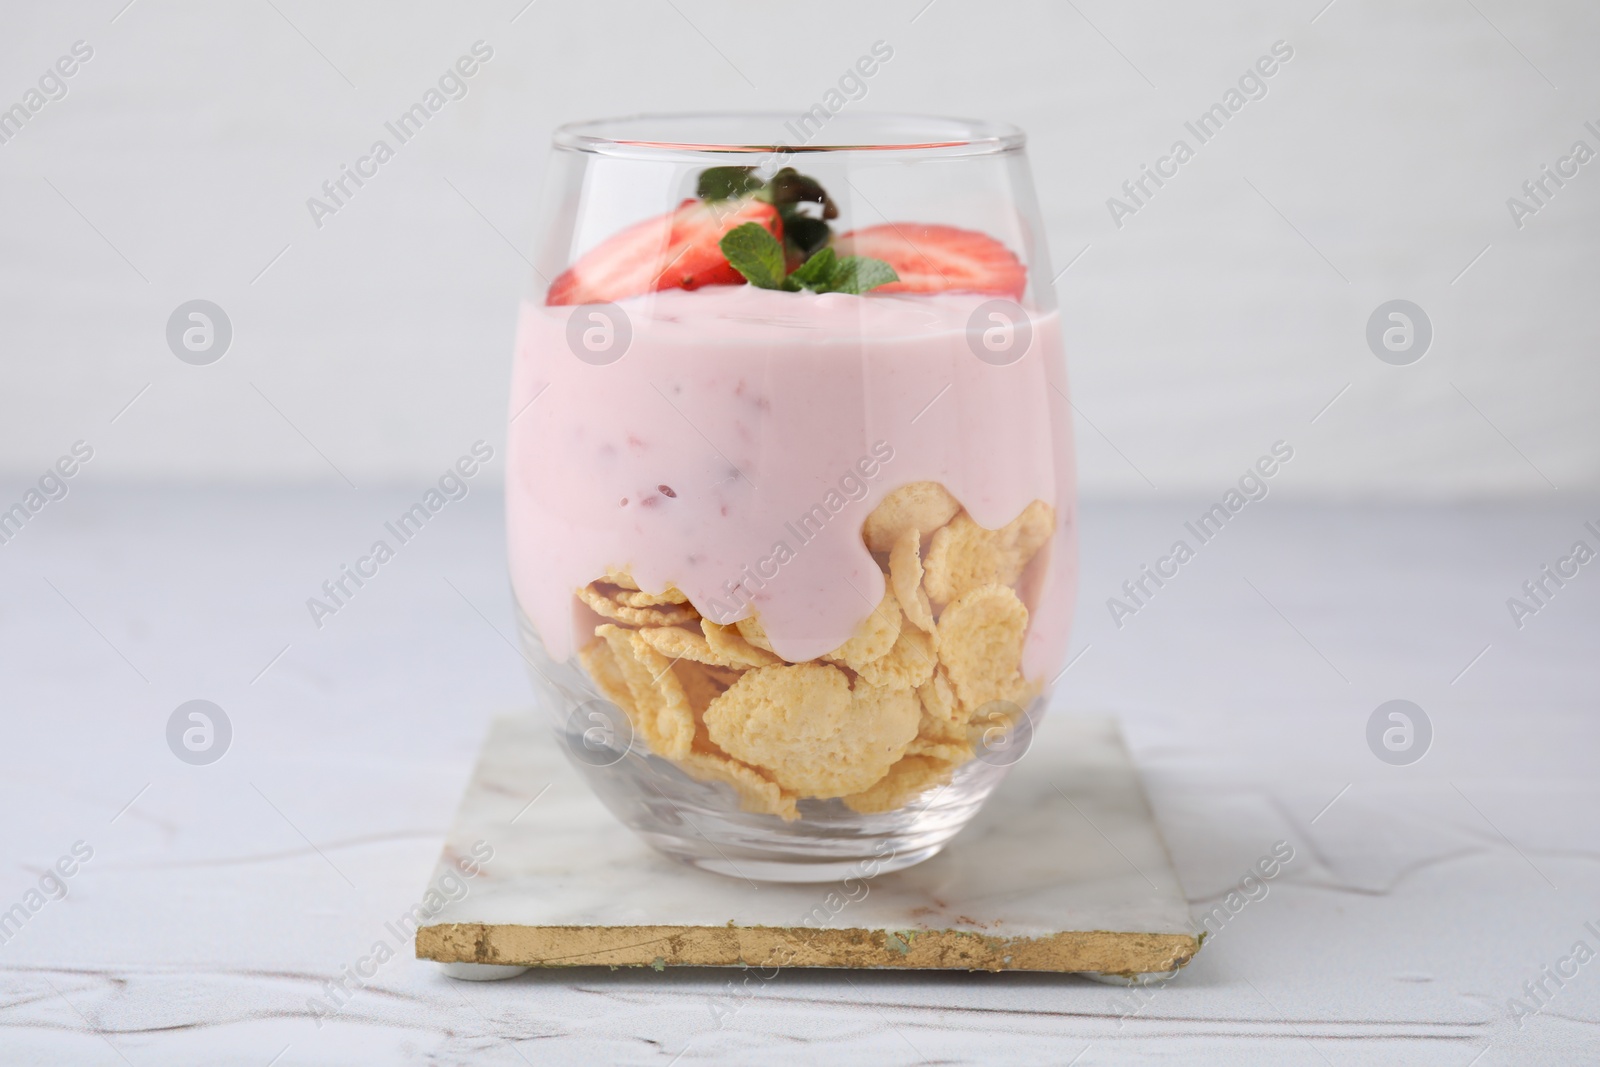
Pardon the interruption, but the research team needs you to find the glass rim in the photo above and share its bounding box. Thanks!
[552,111,1026,159]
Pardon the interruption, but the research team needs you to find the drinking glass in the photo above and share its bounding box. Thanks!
[506,113,1077,882]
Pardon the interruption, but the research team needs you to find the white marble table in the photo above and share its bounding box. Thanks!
[1,487,1596,1064]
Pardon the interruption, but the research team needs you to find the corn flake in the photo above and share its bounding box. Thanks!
[843,755,958,814]
[907,736,974,764]
[627,632,698,760]
[702,619,783,667]
[672,658,737,750]
[703,664,917,798]
[577,637,635,716]
[679,750,799,821]
[862,482,961,552]
[615,586,690,608]
[733,613,782,657]
[603,567,641,591]
[921,712,962,740]
[823,586,902,671]
[632,625,764,676]
[922,500,1055,606]
[890,528,935,633]
[853,624,937,690]
[916,669,960,724]
[908,697,976,763]
[672,659,727,717]
[579,583,700,627]
[936,584,1030,719]
[594,624,694,760]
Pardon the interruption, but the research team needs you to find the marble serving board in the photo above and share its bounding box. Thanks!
[415,712,1198,976]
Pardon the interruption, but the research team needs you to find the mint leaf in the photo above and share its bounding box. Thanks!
[825,255,898,295]
[788,247,837,289]
[786,247,898,295]
[719,223,790,290]
[698,167,764,201]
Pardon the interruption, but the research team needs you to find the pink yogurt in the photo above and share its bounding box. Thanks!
[506,285,1077,681]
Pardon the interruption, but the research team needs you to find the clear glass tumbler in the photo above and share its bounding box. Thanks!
[506,113,1077,882]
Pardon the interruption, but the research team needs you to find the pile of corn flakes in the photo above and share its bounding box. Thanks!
[574,483,1052,820]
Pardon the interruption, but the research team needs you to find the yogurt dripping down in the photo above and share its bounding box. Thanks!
[506,285,1077,678]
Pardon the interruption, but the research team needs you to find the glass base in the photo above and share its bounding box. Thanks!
[586,749,1014,883]
[649,841,949,884]
[518,603,1030,884]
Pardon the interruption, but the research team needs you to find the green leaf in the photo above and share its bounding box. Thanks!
[719,223,790,290]
[786,249,898,295]
[822,255,899,295]
[788,247,837,289]
[697,167,764,201]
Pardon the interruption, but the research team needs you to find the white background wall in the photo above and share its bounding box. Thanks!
[1,0,1596,497]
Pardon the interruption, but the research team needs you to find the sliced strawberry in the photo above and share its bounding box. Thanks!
[547,198,782,305]
[833,224,1027,299]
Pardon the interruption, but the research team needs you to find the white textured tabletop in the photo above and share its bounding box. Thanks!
[1,488,1596,1065]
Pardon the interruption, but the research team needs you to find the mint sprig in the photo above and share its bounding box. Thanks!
[700,165,896,295]
[698,165,839,260]
[719,223,898,295]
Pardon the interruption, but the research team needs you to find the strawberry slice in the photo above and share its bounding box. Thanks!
[546,198,782,306]
[833,224,1027,299]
